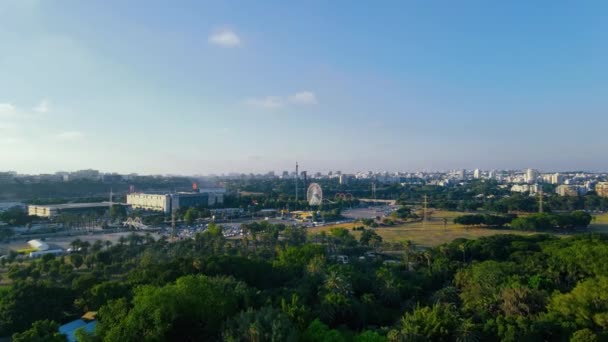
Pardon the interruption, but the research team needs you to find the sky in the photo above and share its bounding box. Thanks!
[1,0,607,175]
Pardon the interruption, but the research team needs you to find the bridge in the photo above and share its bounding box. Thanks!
[357,198,397,205]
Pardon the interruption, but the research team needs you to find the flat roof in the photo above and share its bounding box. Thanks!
[29,202,114,210]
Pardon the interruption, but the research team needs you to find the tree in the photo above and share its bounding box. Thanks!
[282,226,307,247]
[280,294,310,330]
[454,215,485,226]
[455,261,519,315]
[360,229,382,248]
[12,320,67,342]
[390,304,460,342]
[0,282,75,335]
[301,319,345,342]
[548,276,608,330]
[355,330,386,342]
[361,218,375,227]
[109,204,127,220]
[97,275,248,341]
[71,254,84,269]
[391,206,412,219]
[499,287,546,318]
[403,240,415,266]
[320,269,354,324]
[184,207,199,226]
[570,329,598,342]
[223,306,297,342]
[0,207,32,226]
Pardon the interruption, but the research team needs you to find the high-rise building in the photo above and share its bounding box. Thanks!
[550,173,565,185]
[473,169,481,179]
[596,182,608,198]
[339,174,350,185]
[525,168,538,184]
[451,169,466,180]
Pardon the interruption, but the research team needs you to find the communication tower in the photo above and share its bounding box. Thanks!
[295,162,299,202]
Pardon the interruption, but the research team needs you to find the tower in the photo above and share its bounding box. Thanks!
[295,162,299,202]
[109,188,113,206]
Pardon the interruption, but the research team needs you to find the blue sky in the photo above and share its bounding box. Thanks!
[1,0,607,174]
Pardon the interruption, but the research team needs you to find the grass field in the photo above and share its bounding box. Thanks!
[308,210,608,247]
[589,213,608,233]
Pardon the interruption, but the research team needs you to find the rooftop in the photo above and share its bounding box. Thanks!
[29,202,114,210]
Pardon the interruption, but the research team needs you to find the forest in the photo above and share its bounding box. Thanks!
[2,222,608,341]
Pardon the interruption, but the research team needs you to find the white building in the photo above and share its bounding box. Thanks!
[127,188,226,213]
[556,185,587,197]
[127,193,172,213]
[511,184,531,193]
[473,169,481,179]
[550,173,565,185]
[525,169,538,184]
[596,182,608,198]
[28,202,114,218]
[511,184,541,194]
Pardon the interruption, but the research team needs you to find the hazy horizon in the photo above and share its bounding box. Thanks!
[2,0,607,174]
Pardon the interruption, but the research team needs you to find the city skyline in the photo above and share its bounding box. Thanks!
[1,0,608,174]
[3,166,608,178]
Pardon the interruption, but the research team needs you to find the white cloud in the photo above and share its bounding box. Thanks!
[245,91,318,110]
[208,28,241,48]
[0,103,17,117]
[0,122,17,130]
[0,137,22,144]
[246,96,284,109]
[55,131,84,141]
[33,99,50,113]
[0,99,51,117]
[288,91,318,105]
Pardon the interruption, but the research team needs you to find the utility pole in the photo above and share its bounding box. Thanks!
[423,194,428,228]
